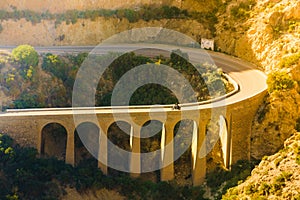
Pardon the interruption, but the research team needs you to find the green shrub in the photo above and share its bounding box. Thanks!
[13,93,45,108]
[42,53,67,81]
[275,171,292,182]
[230,1,256,20]
[268,171,292,195]
[280,51,300,68]
[244,183,257,194]
[207,160,257,199]
[170,49,189,66]
[266,71,295,93]
[0,133,213,200]
[116,9,139,23]
[11,45,39,67]
[258,182,271,196]
[296,155,300,165]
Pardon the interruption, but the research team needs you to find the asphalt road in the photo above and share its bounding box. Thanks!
[0,44,267,116]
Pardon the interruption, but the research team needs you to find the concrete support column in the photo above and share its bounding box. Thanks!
[161,123,174,181]
[130,125,141,177]
[193,120,207,186]
[65,125,75,166]
[98,128,108,175]
[37,125,43,155]
[225,114,232,169]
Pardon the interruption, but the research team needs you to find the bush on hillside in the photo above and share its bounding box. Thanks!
[230,1,256,20]
[11,45,39,68]
[280,51,300,68]
[0,133,211,200]
[267,71,295,93]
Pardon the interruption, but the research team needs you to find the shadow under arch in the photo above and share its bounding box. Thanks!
[75,122,99,167]
[41,122,67,161]
[140,120,163,183]
[173,119,196,186]
[205,115,232,171]
[107,120,132,176]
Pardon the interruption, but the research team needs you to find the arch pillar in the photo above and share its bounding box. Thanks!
[65,124,76,166]
[130,124,141,177]
[37,123,43,155]
[98,127,108,175]
[161,122,174,181]
[193,120,207,186]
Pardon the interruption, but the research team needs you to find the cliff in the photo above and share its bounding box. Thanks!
[0,0,220,13]
[0,0,173,13]
[0,18,210,46]
[223,132,300,199]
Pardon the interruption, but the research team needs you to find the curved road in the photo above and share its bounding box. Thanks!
[0,44,267,115]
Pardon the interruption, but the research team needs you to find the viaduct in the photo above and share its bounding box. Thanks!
[0,44,267,186]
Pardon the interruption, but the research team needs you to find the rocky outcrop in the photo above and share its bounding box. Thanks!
[224,132,300,199]
[283,1,300,20]
[215,0,300,71]
[0,0,173,13]
[251,89,300,159]
[0,0,220,13]
[0,18,209,46]
[214,0,300,159]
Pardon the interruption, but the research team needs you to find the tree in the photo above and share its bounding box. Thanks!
[12,45,39,67]
[170,49,189,67]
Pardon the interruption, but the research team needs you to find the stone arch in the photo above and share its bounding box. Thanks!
[107,120,132,176]
[140,120,163,182]
[74,122,100,167]
[173,119,196,186]
[41,122,67,161]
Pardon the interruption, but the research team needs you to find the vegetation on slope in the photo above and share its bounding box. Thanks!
[223,132,300,199]
[266,70,295,93]
[0,45,232,109]
[0,5,220,34]
[0,133,210,200]
[0,132,258,200]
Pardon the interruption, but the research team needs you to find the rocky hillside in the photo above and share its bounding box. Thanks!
[0,0,173,13]
[0,0,220,13]
[217,0,300,198]
[223,132,300,199]
[233,0,300,159]
[0,18,210,46]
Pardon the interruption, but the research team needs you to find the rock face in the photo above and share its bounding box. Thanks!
[284,1,300,20]
[0,0,220,13]
[0,0,174,13]
[251,89,300,159]
[224,132,300,199]
[215,0,300,71]
[251,62,300,160]
[214,0,300,159]
[0,18,209,46]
